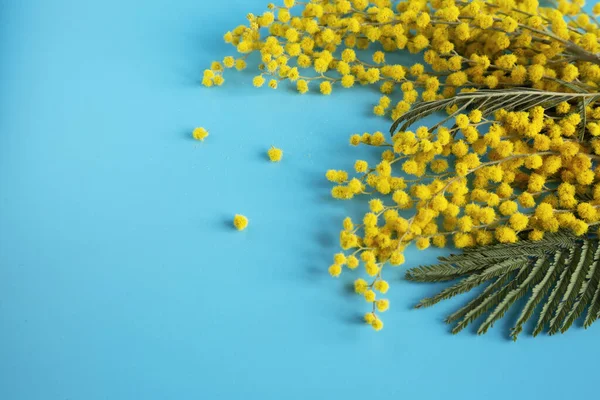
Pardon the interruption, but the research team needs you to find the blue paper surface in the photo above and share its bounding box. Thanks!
[0,1,598,399]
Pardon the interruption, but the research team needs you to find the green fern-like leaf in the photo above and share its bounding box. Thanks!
[510,250,565,341]
[406,232,578,284]
[414,258,528,309]
[445,272,513,325]
[584,270,600,328]
[406,231,600,339]
[452,269,528,334]
[478,256,549,335]
[547,241,594,334]
[532,248,575,337]
[561,246,600,333]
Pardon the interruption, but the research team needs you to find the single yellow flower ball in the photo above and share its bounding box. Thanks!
[374,280,389,293]
[371,318,384,331]
[349,134,361,146]
[364,289,376,302]
[252,75,265,87]
[319,81,332,95]
[365,262,379,276]
[354,160,368,173]
[267,146,283,162]
[341,75,355,88]
[192,127,209,141]
[201,76,213,87]
[369,198,384,213]
[354,278,368,294]
[235,59,246,71]
[376,299,390,312]
[389,251,405,265]
[223,56,235,68]
[346,255,359,269]
[296,79,308,94]
[333,253,346,265]
[233,214,248,231]
[328,264,342,277]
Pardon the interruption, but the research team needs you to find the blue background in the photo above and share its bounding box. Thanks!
[1,1,598,399]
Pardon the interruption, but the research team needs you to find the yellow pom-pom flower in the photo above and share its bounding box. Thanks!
[347,255,359,269]
[371,318,384,331]
[374,280,389,293]
[252,75,265,87]
[233,214,248,231]
[192,127,209,141]
[499,200,518,216]
[365,262,379,276]
[495,226,517,243]
[354,278,368,294]
[369,199,384,213]
[509,213,530,231]
[328,264,342,277]
[235,59,246,71]
[319,81,332,95]
[267,146,283,162]
[333,253,346,265]
[389,252,405,265]
[354,160,368,173]
[223,56,235,68]
[364,289,376,302]
[296,79,308,94]
[376,299,389,312]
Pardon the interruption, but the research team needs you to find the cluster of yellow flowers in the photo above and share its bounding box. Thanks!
[206,0,600,120]
[205,0,600,330]
[329,100,600,329]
